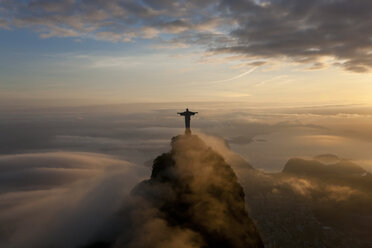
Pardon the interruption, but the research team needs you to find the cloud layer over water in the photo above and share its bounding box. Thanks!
[1,102,372,172]
[0,102,371,247]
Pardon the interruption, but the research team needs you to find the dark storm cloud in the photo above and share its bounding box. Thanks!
[2,0,371,71]
[217,0,372,72]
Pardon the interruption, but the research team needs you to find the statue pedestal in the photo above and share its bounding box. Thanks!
[185,128,191,135]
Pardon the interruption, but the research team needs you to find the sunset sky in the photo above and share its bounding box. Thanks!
[1,0,372,172]
[1,2,372,247]
[1,0,372,106]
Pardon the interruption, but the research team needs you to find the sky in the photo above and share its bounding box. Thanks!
[1,0,372,105]
[1,0,372,172]
[1,2,372,247]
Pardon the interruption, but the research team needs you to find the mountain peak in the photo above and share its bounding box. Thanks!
[126,134,264,248]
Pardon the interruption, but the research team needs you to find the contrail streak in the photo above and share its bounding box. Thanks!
[209,66,258,84]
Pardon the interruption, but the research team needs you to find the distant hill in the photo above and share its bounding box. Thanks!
[241,154,372,248]
[283,157,367,177]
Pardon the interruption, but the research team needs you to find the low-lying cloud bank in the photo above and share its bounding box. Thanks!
[1,131,372,247]
[0,152,146,248]
[0,134,264,248]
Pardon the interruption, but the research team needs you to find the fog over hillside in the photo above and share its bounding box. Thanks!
[111,134,263,248]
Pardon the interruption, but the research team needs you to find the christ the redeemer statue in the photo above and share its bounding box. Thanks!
[178,108,197,134]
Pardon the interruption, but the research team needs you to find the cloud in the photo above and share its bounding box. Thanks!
[196,132,255,174]
[0,18,9,29]
[281,177,315,197]
[278,174,363,203]
[1,102,372,173]
[0,152,145,248]
[39,26,80,38]
[215,0,372,72]
[3,0,217,41]
[207,66,258,84]
[2,1,372,72]
[294,134,348,145]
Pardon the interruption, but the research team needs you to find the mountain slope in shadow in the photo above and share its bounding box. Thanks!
[116,134,264,248]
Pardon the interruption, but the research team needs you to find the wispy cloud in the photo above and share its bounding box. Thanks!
[1,1,372,72]
[207,66,258,84]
